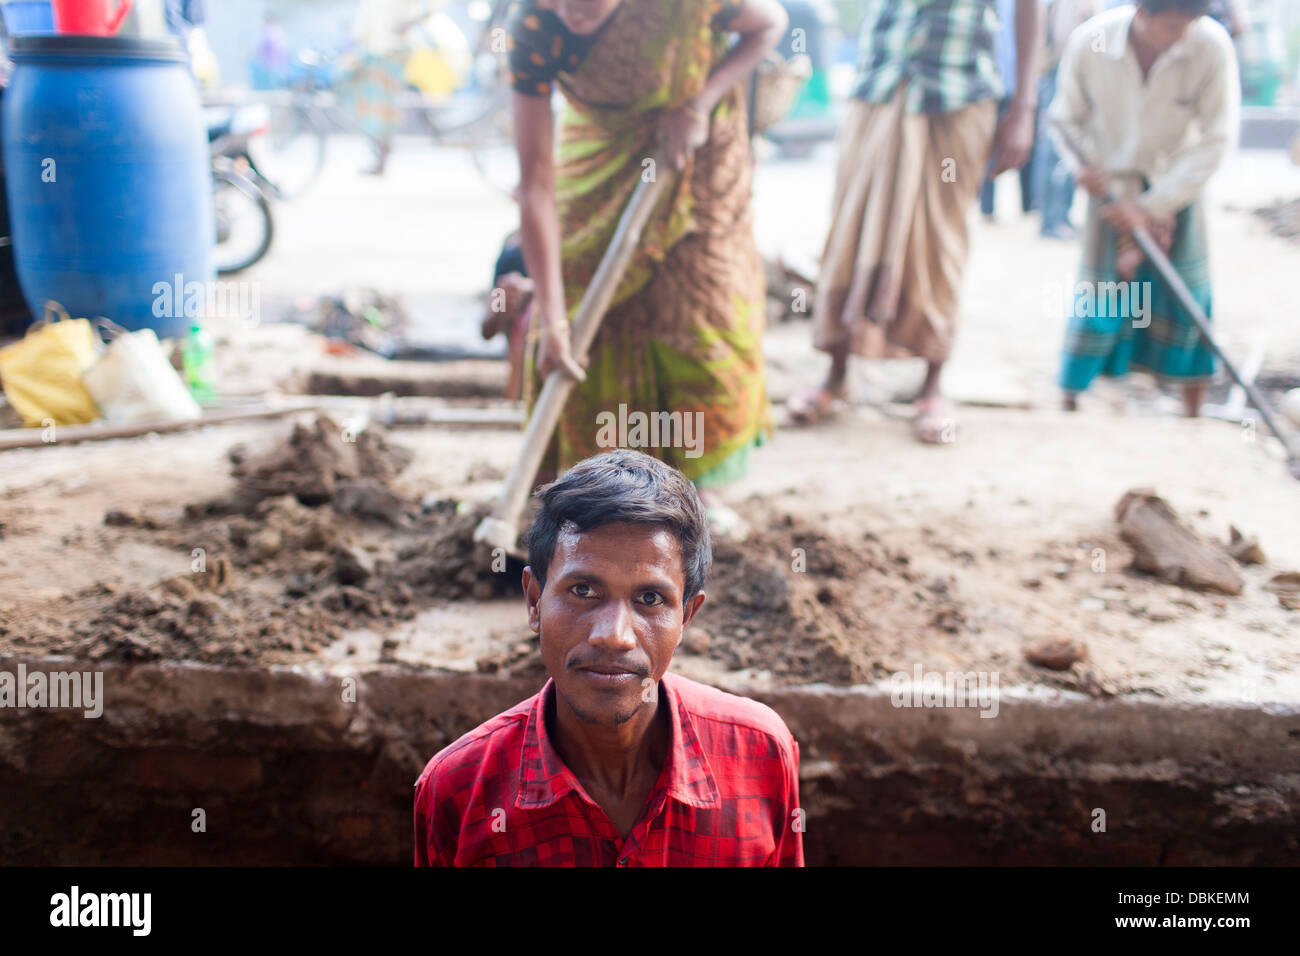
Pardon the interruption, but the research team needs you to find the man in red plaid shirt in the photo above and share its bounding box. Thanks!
[414,450,804,866]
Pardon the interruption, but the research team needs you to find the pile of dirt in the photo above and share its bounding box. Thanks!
[10,419,1285,688]
[1,414,969,682]
[0,416,516,665]
[696,512,967,684]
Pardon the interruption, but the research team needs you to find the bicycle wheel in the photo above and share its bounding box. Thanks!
[246,101,328,201]
[212,168,275,275]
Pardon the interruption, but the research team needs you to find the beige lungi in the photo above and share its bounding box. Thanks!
[813,87,997,362]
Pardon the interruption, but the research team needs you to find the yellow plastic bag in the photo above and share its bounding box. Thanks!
[0,302,102,427]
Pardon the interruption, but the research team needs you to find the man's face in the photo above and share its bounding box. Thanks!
[553,0,622,35]
[523,522,706,727]
[1135,9,1200,55]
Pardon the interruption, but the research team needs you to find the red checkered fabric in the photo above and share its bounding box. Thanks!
[414,672,804,866]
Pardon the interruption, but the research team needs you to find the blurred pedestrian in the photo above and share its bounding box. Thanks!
[1032,0,1100,239]
[1050,0,1239,416]
[345,0,428,176]
[251,13,289,91]
[789,0,1042,443]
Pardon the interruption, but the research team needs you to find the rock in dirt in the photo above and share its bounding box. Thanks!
[334,543,376,586]
[103,509,161,530]
[1025,638,1087,670]
[334,478,407,525]
[1263,572,1300,611]
[1227,526,1266,566]
[1115,489,1243,595]
[247,527,284,563]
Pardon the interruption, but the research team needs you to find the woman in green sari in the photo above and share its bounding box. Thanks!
[509,0,787,538]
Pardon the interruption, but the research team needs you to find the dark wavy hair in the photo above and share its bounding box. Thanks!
[1137,0,1212,15]
[525,450,711,603]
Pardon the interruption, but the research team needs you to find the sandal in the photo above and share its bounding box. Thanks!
[914,397,957,445]
[785,385,845,426]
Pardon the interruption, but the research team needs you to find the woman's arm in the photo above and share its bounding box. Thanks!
[659,0,788,169]
[513,89,586,381]
[694,0,788,114]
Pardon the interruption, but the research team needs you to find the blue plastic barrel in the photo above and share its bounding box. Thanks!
[0,1,55,35]
[2,35,213,338]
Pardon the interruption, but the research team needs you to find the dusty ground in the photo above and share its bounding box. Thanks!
[1,398,1297,705]
[2,140,1298,706]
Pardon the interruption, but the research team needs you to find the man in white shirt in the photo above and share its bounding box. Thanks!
[1049,0,1239,417]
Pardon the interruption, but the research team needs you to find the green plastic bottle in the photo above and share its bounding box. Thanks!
[182,321,216,404]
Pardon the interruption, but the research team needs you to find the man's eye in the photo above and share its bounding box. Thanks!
[640,591,663,606]
[571,583,594,598]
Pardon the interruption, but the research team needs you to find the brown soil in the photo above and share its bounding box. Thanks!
[700,514,965,684]
[3,405,1298,701]
[0,414,966,684]
[0,416,517,666]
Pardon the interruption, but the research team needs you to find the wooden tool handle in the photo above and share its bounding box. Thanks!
[475,152,672,554]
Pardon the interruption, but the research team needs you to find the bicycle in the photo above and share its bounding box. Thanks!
[244,0,516,199]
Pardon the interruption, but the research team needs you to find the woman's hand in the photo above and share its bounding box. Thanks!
[657,99,711,171]
[537,315,587,383]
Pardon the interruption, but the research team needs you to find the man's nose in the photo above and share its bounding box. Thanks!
[587,599,637,651]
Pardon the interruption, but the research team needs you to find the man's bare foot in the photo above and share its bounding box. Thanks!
[1062,392,1079,412]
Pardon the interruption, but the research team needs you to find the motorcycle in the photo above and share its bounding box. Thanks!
[206,104,275,275]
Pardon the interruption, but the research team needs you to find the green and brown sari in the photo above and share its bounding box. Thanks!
[515,0,772,487]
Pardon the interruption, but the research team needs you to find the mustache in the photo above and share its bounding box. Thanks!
[567,656,651,677]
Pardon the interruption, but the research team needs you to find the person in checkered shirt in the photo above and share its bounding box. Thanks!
[414,450,804,866]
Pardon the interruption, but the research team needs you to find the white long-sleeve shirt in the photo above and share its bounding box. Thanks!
[1048,5,1240,219]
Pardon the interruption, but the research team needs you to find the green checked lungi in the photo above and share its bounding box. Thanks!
[1059,195,1216,393]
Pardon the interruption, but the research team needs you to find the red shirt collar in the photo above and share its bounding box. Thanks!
[516,672,721,811]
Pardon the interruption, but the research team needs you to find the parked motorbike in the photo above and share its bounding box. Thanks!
[207,104,275,275]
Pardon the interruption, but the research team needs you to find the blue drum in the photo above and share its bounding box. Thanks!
[2,35,213,337]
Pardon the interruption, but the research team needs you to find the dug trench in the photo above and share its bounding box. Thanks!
[1,417,1297,864]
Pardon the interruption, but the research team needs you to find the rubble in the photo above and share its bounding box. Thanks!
[1115,489,1244,595]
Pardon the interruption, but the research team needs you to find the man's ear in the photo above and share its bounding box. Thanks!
[680,590,706,635]
[522,566,542,634]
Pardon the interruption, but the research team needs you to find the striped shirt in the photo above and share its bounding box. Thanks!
[852,0,1005,114]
